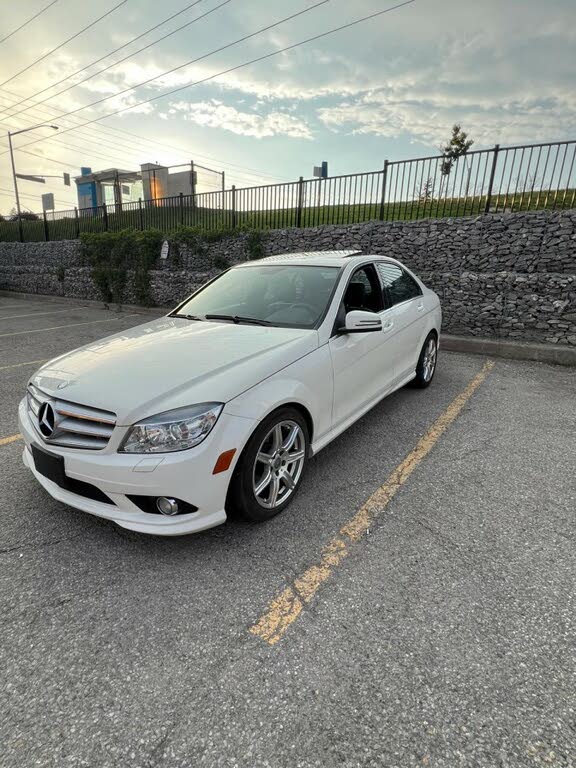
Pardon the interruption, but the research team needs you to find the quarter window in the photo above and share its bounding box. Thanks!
[377,263,422,307]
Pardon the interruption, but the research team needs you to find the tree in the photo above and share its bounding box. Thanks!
[418,177,434,202]
[9,206,39,221]
[438,124,474,198]
[440,124,474,176]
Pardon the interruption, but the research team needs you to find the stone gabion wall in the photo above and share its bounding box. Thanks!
[0,209,575,346]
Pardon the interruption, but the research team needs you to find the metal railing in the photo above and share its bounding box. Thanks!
[1,140,575,243]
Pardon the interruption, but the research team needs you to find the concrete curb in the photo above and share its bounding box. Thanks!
[443,334,576,366]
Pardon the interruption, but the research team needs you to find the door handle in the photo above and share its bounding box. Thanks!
[382,321,394,332]
[417,303,424,312]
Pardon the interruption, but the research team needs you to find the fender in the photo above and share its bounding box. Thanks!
[224,343,334,448]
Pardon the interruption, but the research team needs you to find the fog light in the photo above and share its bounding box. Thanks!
[156,497,179,516]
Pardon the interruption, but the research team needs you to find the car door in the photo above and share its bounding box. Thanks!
[376,262,425,380]
[329,263,398,429]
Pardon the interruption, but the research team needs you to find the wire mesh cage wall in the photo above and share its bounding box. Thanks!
[1,140,575,242]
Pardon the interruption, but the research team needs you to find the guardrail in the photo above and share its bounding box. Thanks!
[1,140,575,242]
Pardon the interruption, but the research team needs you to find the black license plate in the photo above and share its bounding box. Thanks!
[31,444,66,487]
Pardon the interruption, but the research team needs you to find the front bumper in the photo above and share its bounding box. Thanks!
[19,399,256,536]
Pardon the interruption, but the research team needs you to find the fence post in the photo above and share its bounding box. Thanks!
[179,192,184,225]
[296,176,304,228]
[190,161,196,209]
[138,198,144,230]
[231,185,237,229]
[484,144,500,214]
[18,214,23,243]
[74,207,80,238]
[102,204,109,231]
[43,210,49,242]
[379,160,389,221]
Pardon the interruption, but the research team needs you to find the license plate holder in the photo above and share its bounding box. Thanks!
[31,444,66,488]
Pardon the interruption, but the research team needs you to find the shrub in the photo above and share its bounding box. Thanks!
[80,229,163,306]
[213,254,231,270]
[245,229,266,261]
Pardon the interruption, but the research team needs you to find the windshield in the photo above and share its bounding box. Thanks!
[174,264,342,329]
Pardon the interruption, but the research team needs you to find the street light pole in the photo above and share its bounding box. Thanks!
[6,124,58,238]
[7,130,22,223]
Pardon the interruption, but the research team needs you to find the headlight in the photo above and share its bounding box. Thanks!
[119,403,223,454]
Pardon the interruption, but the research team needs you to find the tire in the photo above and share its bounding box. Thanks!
[228,407,310,523]
[411,332,438,388]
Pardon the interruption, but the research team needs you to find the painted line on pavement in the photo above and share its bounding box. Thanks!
[249,359,496,646]
[0,434,22,447]
[0,359,48,372]
[0,309,81,321]
[0,314,138,338]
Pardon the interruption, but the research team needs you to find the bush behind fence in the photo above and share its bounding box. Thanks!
[1,140,575,243]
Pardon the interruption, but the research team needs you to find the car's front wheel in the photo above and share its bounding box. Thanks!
[228,408,309,522]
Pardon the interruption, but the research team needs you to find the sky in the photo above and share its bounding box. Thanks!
[0,0,574,214]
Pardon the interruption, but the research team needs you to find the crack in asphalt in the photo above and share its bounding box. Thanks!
[0,531,85,556]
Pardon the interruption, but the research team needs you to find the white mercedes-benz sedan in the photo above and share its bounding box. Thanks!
[19,251,441,535]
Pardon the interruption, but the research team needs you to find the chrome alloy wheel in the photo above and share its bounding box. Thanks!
[423,337,437,382]
[252,420,306,509]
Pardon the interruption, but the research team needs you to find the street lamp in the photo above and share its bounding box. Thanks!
[7,123,59,234]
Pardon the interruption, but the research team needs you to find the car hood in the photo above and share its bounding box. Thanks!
[30,317,318,424]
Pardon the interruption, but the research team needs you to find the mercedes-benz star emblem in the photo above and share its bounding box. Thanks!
[38,402,56,438]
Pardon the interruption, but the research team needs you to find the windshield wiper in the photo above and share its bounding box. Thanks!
[205,314,273,327]
[172,313,203,321]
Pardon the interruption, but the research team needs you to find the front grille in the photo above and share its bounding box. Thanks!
[27,384,117,450]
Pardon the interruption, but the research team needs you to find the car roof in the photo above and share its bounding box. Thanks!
[240,250,362,266]
[234,250,401,268]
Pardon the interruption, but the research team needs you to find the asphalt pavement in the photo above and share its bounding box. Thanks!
[1,293,574,768]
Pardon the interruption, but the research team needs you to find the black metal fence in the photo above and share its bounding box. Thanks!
[1,140,575,243]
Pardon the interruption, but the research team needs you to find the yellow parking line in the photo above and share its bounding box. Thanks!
[0,314,138,338]
[0,433,22,447]
[250,359,496,646]
[0,359,48,372]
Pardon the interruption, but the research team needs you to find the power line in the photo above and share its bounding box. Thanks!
[0,111,165,168]
[24,0,334,124]
[3,0,231,119]
[15,0,415,144]
[0,0,206,113]
[0,126,280,194]
[0,0,59,46]
[0,0,130,87]
[1,110,277,187]
[0,89,292,182]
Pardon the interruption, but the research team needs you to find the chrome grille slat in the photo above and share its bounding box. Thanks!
[51,433,111,450]
[27,385,117,450]
[54,401,116,424]
[57,418,115,439]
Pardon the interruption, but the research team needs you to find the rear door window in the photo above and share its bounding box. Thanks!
[376,263,422,307]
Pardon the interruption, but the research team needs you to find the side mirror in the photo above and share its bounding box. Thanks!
[338,310,382,335]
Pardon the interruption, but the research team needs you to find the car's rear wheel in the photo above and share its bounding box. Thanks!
[228,407,309,522]
[412,333,438,388]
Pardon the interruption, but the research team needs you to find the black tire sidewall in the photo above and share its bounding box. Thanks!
[228,407,310,522]
[414,333,438,388]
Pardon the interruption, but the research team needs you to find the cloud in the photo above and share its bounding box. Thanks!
[317,89,576,149]
[167,100,313,139]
